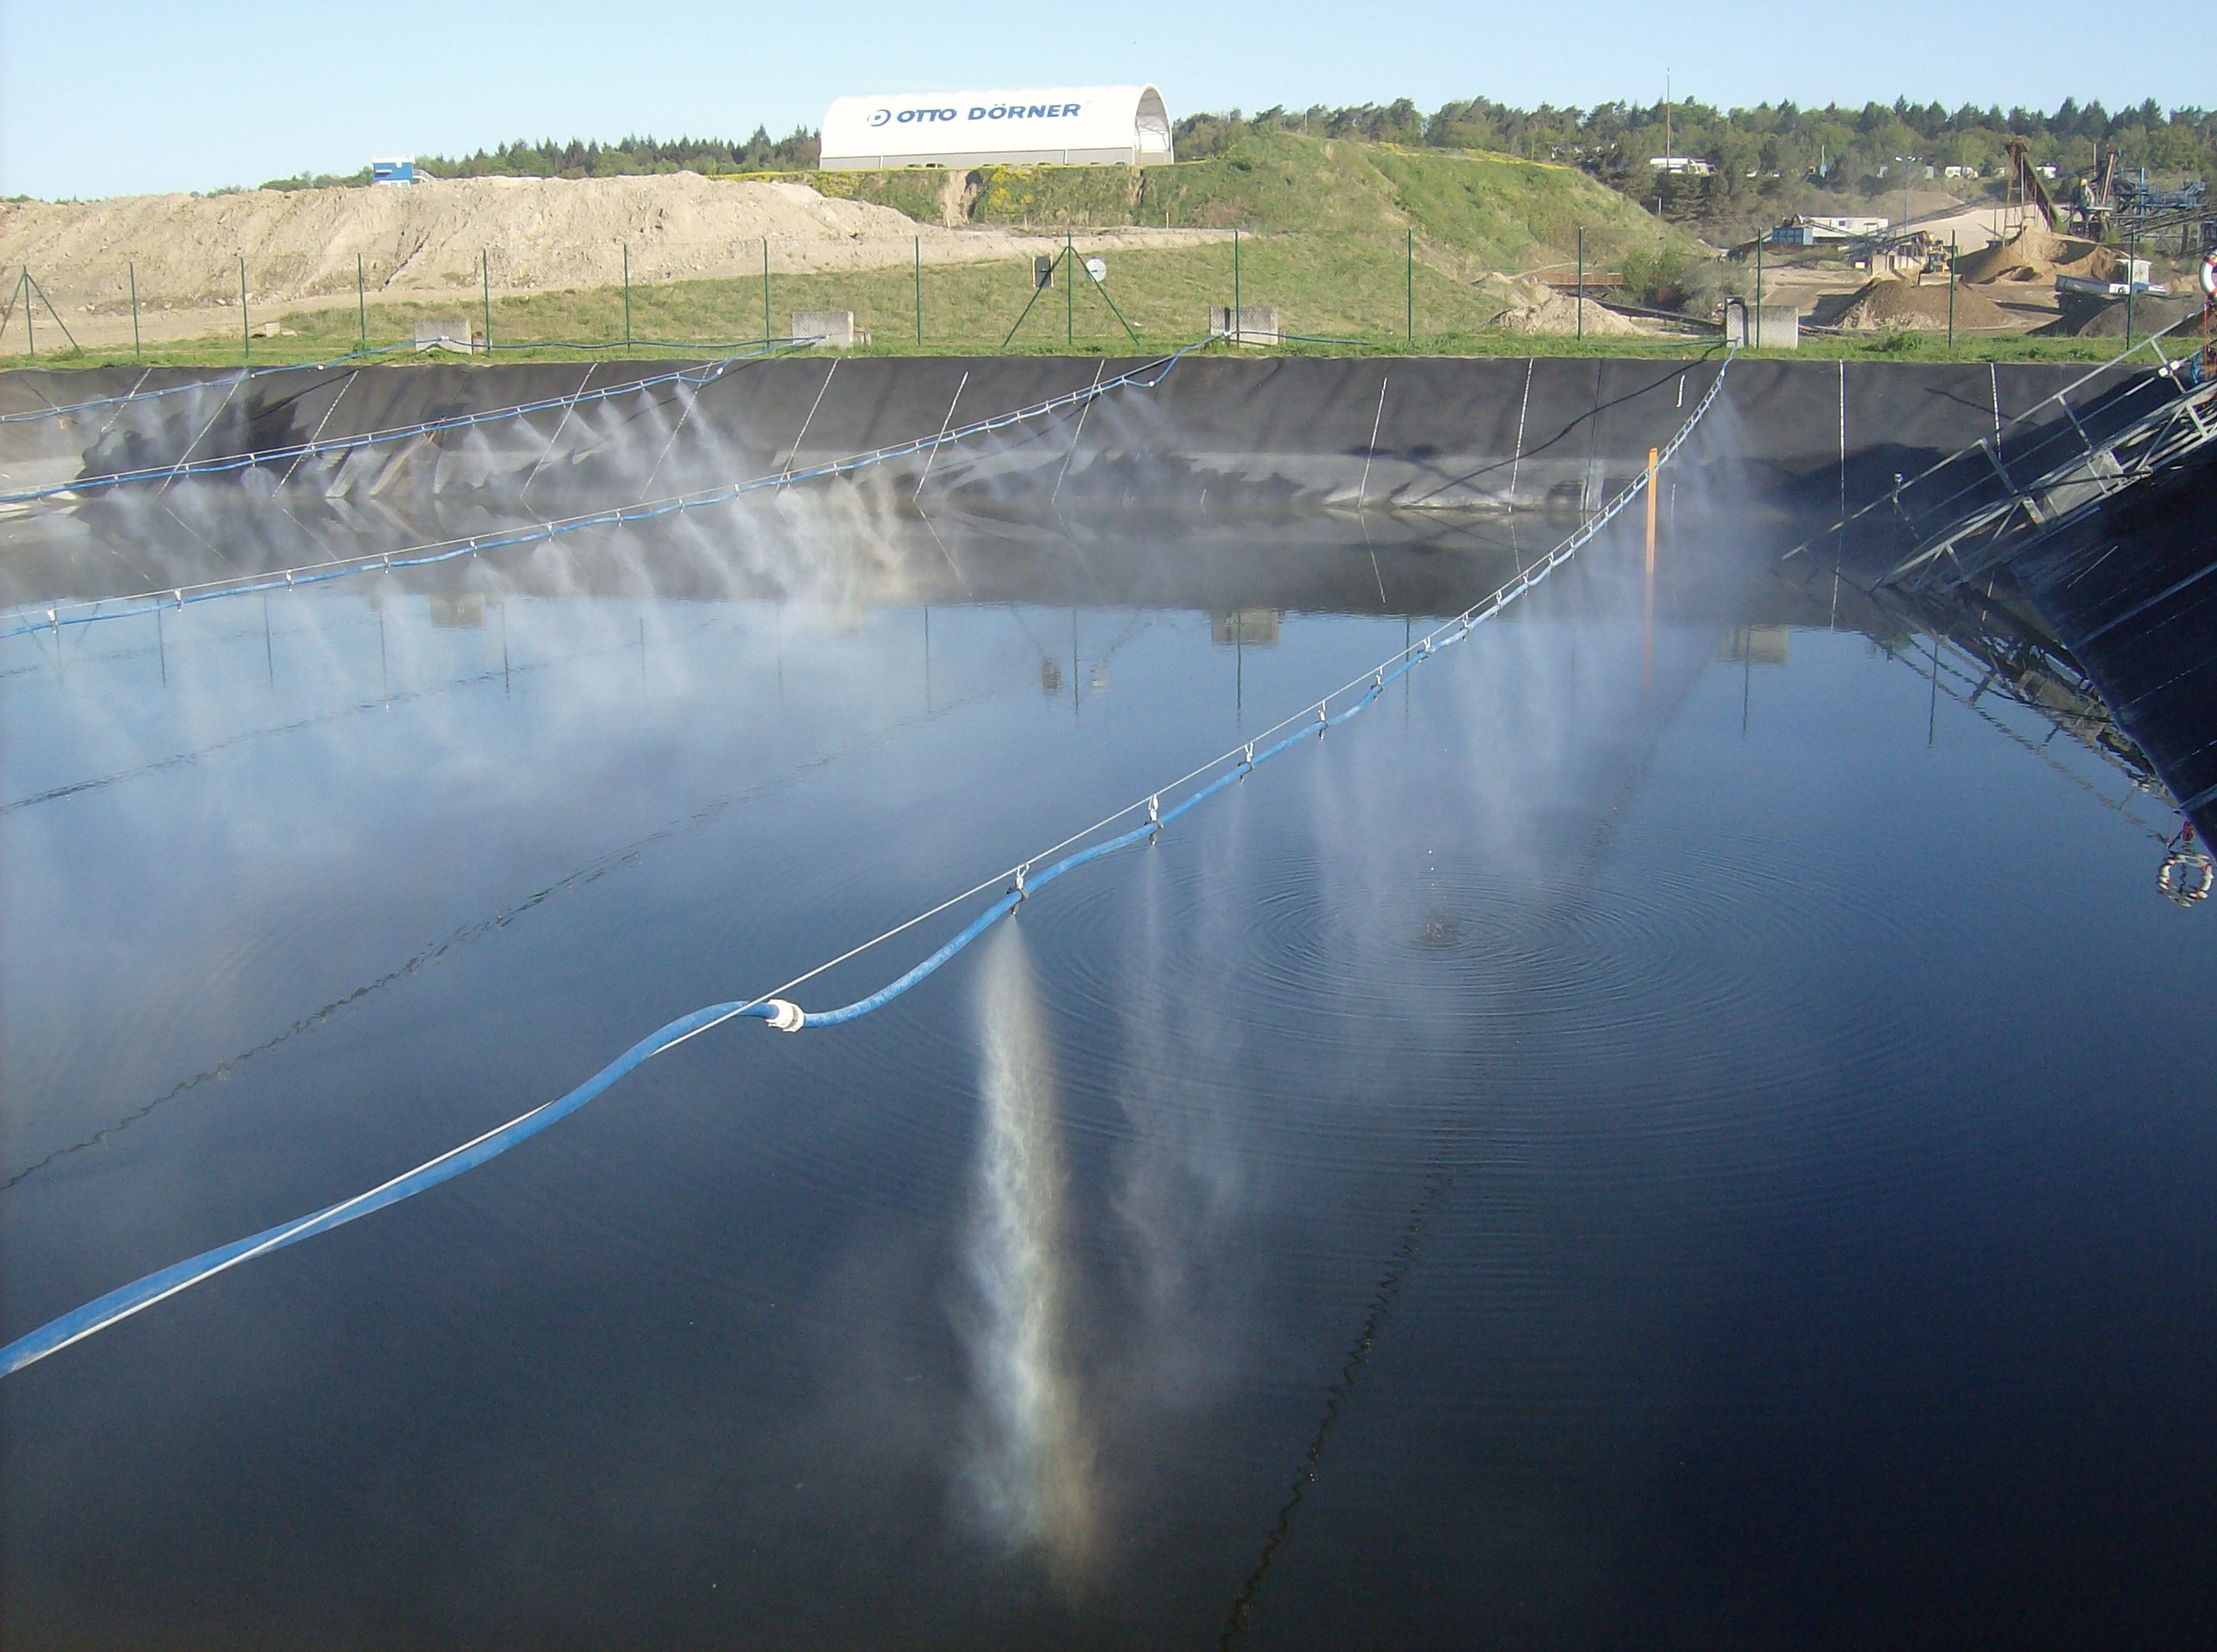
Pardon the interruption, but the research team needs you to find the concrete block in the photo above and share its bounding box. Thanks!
[1209,305,1281,345]
[412,318,481,353]
[1725,303,1799,349]
[792,311,867,348]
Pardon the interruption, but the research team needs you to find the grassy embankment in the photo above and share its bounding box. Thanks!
[0,133,2136,367]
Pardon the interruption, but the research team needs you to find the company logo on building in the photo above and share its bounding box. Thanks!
[869,102,1084,127]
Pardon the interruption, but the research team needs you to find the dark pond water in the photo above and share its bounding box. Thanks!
[3,492,2214,1649]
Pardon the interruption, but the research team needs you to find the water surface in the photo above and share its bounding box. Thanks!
[3,491,2213,1649]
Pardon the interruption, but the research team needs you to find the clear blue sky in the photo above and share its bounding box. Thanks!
[1,0,2202,200]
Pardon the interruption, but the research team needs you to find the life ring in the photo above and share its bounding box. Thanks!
[2158,848,2214,906]
[2202,253,2217,300]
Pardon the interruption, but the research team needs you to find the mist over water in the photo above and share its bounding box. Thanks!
[3,418,2215,1650]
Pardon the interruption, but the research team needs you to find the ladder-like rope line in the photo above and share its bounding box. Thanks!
[0,349,1734,1381]
[1,346,1201,644]
[0,339,820,505]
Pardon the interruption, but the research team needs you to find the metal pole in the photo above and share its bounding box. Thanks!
[914,235,922,346]
[762,237,770,344]
[622,242,632,347]
[1232,229,1241,343]
[1755,236,1763,348]
[2125,225,2137,350]
[1948,231,1956,352]
[482,248,491,353]
[1576,227,1583,342]
[21,268,32,360]
[130,262,141,361]
[1066,231,1073,347]
[356,253,367,343]
[1405,225,1413,345]
[240,255,250,364]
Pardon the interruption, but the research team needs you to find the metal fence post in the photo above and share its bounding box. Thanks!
[914,235,922,346]
[240,255,250,364]
[356,253,367,343]
[1576,227,1584,342]
[762,237,770,344]
[482,248,491,353]
[1754,236,1763,348]
[20,268,32,359]
[1405,225,1413,346]
[2125,225,2138,350]
[1232,229,1241,344]
[129,262,141,360]
[1065,231,1074,347]
[622,242,632,347]
[1948,231,1956,352]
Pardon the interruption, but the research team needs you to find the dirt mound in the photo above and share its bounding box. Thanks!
[2056,293,2203,337]
[1956,221,2110,285]
[0,175,1225,322]
[1831,277,2011,332]
[1475,274,1647,336]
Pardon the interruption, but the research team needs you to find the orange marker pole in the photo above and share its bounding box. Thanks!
[1644,445,1659,692]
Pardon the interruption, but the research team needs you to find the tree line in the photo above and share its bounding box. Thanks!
[262,96,2211,207]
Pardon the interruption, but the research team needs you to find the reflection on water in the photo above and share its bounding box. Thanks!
[961,922,1099,1586]
[2,486,2214,1650]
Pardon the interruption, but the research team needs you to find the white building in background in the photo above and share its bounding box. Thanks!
[818,87,1173,170]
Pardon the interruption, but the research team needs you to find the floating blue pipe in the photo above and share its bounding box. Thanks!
[0,638,1411,1379]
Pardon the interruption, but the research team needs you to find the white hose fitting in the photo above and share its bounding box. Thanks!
[764,1000,806,1032]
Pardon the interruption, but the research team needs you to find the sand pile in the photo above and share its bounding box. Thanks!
[1956,221,2114,286]
[1831,277,2011,332]
[2061,293,2202,338]
[1477,274,1647,336]
[0,174,1222,317]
